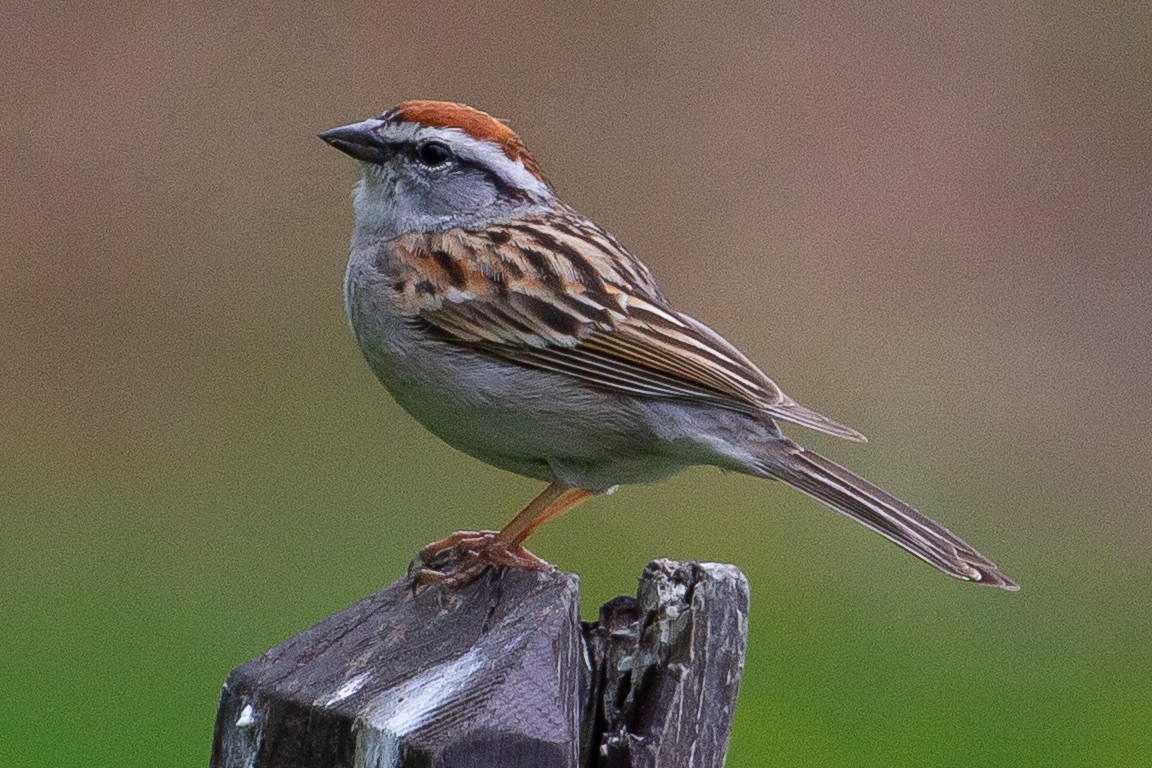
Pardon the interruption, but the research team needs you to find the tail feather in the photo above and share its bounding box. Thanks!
[762,444,1018,590]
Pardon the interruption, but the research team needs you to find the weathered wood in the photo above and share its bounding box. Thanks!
[586,560,750,767]
[211,560,749,768]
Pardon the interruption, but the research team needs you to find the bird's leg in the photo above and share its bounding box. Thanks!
[496,486,596,546]
[415,483,567,567]
[412,483,596,588]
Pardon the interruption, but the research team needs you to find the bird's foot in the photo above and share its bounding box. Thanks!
[409,530,554,589]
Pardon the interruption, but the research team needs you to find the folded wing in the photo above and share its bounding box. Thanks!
[385,216,866,442]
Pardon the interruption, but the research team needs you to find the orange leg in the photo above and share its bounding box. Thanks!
[497,483,596,545]
[414,483,597,588]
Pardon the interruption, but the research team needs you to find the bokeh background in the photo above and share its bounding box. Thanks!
[4,2,1151,766]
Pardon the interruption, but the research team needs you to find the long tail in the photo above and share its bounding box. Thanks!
[760,442,1018,590]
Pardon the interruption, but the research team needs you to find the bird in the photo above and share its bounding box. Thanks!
[319,100,1018,591]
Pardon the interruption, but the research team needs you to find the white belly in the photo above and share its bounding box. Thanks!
[345,256,701,490]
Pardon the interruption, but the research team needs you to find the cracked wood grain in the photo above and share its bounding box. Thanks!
[210,560,749,768]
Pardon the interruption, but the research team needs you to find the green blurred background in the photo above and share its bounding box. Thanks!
[3,2,1150,766]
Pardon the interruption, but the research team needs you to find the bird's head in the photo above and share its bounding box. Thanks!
[321,101,556,238]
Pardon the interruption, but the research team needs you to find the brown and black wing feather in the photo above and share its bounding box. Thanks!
[383,215,1016,588]
[385,214,865,441]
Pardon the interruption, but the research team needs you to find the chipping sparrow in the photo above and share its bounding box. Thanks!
[320,101,1017,590]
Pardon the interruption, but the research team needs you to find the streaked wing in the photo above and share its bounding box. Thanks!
[384,214,865,442]
[580,298,866,441]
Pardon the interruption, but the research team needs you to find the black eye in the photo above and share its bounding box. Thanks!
[416,141,453,167]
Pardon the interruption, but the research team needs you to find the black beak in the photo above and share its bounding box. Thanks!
[319,119,389,164]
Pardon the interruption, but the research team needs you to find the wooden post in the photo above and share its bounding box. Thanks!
[210,559,750,768]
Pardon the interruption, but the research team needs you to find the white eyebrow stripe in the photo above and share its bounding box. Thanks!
[378,122,552,199]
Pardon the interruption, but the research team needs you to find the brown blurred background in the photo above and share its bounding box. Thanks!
[3,2,1151,766]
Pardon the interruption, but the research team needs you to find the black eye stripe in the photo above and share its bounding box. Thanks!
[404,141,532,202]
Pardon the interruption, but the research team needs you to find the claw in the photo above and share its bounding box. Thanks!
[411,530,555,589]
